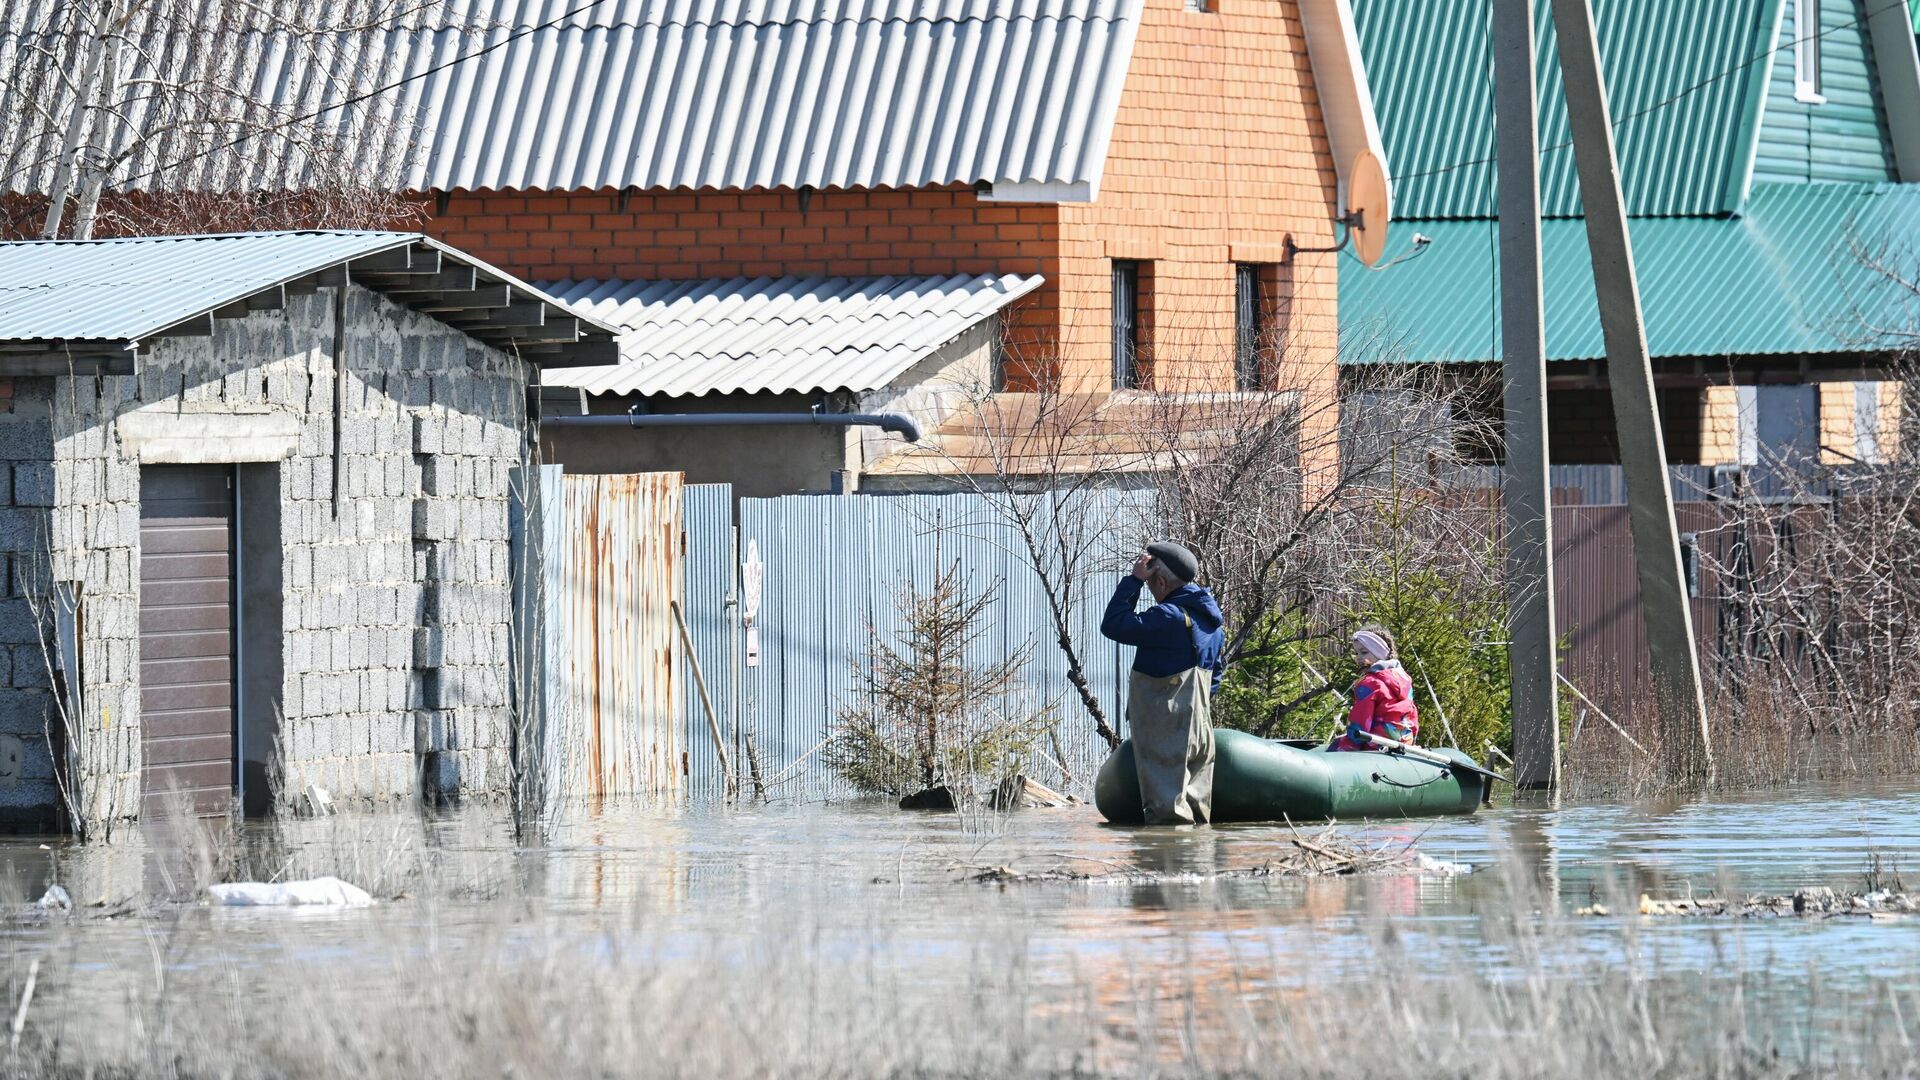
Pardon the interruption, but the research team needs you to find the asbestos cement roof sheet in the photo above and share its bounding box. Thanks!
[543,272,1044,396]
[0,229,620,360]
[1338,181,1920,364]
[0,0,1142,197]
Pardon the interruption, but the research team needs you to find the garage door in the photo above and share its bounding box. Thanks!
[139,465,235,816]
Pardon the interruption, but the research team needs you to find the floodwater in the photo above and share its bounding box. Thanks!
[2,778,1918,1073]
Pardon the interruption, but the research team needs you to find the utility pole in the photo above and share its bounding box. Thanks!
[1493,0,1559,788]
[1548,0,1713,778]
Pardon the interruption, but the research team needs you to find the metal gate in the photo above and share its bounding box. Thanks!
[138,464,236,816]
[539,470,684,803]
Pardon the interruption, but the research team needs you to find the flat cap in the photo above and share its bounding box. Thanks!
[1145,541,1199,583]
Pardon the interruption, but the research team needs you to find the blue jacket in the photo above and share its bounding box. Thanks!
[1100,576,1226,692]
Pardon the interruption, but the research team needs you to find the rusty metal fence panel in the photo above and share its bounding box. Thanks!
[729,490,1143,800]
[542,471,684,803]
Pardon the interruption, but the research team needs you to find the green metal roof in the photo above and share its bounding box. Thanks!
[1353,0,1779,219]
[1339,182,1920,364]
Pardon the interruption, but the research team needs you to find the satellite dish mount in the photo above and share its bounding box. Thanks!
[1283,149,1391,269]
[1283,208,1367,261]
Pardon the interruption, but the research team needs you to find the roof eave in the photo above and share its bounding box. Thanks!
[1867,0,1920,182]
[1298,0,1391,222]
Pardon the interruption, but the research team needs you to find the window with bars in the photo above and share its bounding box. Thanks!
[1112,260,1141,390]
[1234,263,1268,391]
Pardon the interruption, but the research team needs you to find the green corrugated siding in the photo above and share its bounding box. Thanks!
[1752,0,1898,184]
[1339,182,1920,364]
[1354,0,1777,219]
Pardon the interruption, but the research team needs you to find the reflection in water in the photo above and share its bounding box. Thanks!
[1121,826,1223,911]
[0,776,1916,1066]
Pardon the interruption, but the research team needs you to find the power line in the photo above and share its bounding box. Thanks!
[1389,0,1913,192]
[116,0,625,188]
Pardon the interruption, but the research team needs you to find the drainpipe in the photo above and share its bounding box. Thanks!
[542,407,923,442]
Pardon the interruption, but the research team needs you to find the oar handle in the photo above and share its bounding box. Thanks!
[1361,732,1513,784]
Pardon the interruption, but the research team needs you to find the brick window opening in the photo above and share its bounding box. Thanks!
[1234,263,1271,391]
[1184,0,1211,11]
[1112,260,1144,390]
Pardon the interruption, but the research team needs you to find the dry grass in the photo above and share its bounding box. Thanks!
[1561,686,1920,801]
[0,821,1917,1079]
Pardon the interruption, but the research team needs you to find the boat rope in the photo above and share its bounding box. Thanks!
[1372,770,1450,789]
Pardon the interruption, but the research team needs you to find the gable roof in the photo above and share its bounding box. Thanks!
[1339,181,1920,364]
[1,0,1144,201]
[0,231,621,368]
[543,272,1042,397]
[1354,0,1781,218]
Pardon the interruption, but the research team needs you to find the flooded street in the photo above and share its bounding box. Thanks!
[1,781,1917,1076]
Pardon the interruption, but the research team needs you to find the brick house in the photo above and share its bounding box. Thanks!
[387,0,1389,495]
[1342,0,1920,480]
[0,231,617,831]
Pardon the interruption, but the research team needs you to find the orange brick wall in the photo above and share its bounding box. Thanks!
[1050,0,1344,473]
[423,187,1065,359]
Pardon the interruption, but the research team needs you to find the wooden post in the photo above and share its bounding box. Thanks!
[671,599,736,796]
[1494,0,1561,788]
[1548,0,1713,779]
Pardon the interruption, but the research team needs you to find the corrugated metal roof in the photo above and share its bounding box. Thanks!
[1353,0,1779,218]
[0,229,620,355]
[0,0,1142,197]
[0,231,414,341]
[1339,181,1920,363]
[543,272,1042,396]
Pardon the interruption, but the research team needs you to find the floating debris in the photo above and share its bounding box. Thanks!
[957,831,1468,886]
[990,774,1076,810]
[1577,886,1919,919]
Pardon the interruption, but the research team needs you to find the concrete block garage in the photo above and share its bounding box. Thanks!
[0,231,618,833]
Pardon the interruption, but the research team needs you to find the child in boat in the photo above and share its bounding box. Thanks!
[1329,625,1419,752]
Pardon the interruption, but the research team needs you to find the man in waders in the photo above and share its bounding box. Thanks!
[1100,542,1225,825]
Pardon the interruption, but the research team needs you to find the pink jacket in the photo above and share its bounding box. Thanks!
[1332,660,1419,752]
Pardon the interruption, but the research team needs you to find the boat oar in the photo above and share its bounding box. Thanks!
[1360,731,1512,785]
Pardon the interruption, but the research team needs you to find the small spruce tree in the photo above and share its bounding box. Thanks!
[826,561,1050,797]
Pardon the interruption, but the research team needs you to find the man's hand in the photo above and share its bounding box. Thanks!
[1130,552,1154,581]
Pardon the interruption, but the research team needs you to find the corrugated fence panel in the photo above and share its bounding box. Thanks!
[536,464,571,810]
[544,472,683,803]
[731,489,1143,800]
[1551,501,1725,722]
[680,484,736,798]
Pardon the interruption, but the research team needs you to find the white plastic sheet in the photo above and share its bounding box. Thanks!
[208,876,374,908]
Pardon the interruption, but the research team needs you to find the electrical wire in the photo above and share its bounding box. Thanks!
[1388,0,1914,191]
[114,0,628,188]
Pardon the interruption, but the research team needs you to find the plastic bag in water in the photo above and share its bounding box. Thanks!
[208,876,374,907]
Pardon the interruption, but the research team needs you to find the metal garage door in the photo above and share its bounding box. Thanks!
[139,465,235,816]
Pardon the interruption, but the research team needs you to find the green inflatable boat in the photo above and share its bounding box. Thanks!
[1095,728,1492,824]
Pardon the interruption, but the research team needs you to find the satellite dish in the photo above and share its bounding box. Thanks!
[1346,149,1391,268]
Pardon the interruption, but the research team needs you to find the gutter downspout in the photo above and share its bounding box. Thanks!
[542,408,924,442]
